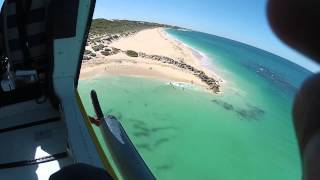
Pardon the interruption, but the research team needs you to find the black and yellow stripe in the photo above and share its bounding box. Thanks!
[75,91,119,180]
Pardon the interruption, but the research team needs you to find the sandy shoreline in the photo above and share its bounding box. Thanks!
[80,28,222,92]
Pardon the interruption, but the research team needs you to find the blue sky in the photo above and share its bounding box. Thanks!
[93,0,320,72]
[0,0,318,72]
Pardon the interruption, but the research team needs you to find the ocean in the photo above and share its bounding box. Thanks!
[78,29,312,180]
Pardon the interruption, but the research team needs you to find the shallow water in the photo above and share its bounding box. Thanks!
[78,29,312,179]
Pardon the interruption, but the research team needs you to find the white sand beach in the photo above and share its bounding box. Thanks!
[80,28,222,92]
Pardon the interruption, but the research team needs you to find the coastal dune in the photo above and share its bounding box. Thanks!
[111,28,199,67]
[80,28,222,92]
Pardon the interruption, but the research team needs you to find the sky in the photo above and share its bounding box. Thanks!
[93,0,320,72]
[0,0,318,72]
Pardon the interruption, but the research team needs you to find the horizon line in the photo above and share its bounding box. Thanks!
[92,17,319,72]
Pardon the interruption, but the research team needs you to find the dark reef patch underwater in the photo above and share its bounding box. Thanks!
[211,99,265,120]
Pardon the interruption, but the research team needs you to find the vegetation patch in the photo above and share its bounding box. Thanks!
[92,44,104,51]
[126,50,139,57]
[101,51,111,56]
[90,19,180,35]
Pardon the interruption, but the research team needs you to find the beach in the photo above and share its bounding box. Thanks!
[80,28,222,92]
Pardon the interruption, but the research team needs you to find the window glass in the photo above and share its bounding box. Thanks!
[78,0,318,179]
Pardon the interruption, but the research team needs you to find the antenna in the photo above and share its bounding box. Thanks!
[90,90,104,120]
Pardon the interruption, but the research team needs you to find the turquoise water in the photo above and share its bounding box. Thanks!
[78,29,312,179]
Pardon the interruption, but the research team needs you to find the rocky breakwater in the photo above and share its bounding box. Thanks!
[138,52,220,93]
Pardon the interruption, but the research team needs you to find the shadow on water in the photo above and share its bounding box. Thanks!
[129,118,174,155]
[133,131,150,138]
[135,137,172,152]
[211,99,265,120]
[133,124,150,133]
[153,138,170,147]
[136,143,152,152]
[151,127,178,132]
[156,164,173,171]
[132,123,178,137]
[129,118,146,125]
